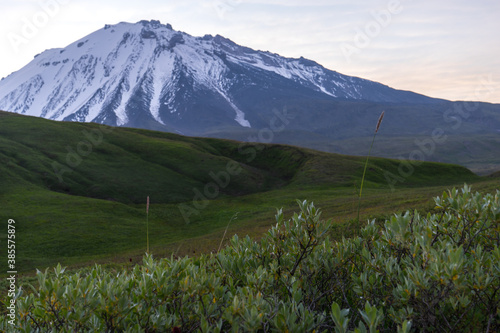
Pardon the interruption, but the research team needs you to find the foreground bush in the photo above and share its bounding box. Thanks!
[1,185,499,332]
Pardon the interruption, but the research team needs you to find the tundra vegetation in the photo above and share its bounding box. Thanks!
[1,185,499,332]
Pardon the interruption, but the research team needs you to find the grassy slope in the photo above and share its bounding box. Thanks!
[203,99,500,175]
[0,110,493,274]
[327,134,500,175]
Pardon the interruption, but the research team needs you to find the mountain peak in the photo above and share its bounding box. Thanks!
[138,19,166,28]
[0,20,438,132]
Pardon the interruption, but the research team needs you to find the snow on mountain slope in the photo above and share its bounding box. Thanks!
[0,20,438,131]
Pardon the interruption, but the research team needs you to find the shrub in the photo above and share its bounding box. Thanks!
[1,185,498,332]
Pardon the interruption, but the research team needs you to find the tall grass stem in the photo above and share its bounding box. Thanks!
[357,111,384,226]
[218,213,238,253]
[146,196,150,253]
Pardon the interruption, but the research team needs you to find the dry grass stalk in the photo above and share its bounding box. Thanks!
[146,196,150,253]
[375,111,385,133]
[357,111,385,225]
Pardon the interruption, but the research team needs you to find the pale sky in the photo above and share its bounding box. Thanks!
[1,0,499,103]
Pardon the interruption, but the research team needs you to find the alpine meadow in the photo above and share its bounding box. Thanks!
[0,8,499,333]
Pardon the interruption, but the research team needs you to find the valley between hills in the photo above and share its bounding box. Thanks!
[0,110,498,275]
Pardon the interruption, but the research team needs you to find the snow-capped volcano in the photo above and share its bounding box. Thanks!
[0,20,438,134]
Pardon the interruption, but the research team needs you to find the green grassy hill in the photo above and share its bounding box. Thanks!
[327,134,500,176]
[0,110,492,273]
[203,100,500,175]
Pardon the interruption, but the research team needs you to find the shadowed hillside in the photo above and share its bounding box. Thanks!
[0,110,486,272]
